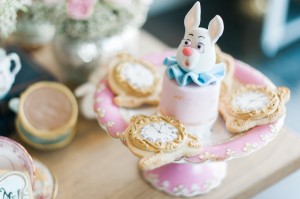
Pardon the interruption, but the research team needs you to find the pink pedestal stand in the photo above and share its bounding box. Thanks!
[94,52,284,197]
[143,162,227,196]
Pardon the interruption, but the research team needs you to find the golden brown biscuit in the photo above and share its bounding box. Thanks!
[118,115,202,170]
[108,53,161,108]
[219,84,290,133]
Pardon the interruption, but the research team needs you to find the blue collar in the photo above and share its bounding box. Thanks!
[163,56,225,87]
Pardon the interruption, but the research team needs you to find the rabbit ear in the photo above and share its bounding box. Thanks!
[208,15,224,44]
[184,1,201,30]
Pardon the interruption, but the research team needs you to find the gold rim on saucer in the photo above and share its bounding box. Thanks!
[32,159,58,199]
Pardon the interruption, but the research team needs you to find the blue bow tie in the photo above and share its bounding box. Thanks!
[163,56,226,87]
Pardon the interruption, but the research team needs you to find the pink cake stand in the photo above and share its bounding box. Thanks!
[93,52,285,197]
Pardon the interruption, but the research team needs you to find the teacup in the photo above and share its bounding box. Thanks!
[0,136,35,186]
[9,82,78,150]
[0,49,22,100]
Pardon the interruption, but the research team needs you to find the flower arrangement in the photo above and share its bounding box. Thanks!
[13,0,60,47]
[56,0,152,40]
[0,0,31,37]
[18,0,60,24]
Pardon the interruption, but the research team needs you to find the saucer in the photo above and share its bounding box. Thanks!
[33,159,58,199]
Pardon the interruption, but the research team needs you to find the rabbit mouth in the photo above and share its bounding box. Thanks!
[185,59,190,67]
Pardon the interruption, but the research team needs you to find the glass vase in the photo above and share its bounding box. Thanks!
[52,27,140,86]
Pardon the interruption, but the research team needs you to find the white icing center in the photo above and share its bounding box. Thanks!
[121,63,154,89]
[233,91,269,111]
[141,122,178,143]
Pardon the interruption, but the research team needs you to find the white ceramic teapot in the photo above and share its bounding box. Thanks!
[0,49,21,100]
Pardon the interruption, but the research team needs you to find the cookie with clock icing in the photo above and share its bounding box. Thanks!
[118,115,202,170]
[108,53,161,108]
[219,84,290,133]
[216,46,235,96]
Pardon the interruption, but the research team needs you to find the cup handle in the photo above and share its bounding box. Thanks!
[9,98,20,113]
[7,53,21,77]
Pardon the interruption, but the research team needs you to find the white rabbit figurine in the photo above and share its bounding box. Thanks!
[164,1,225,87]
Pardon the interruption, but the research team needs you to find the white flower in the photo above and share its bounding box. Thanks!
[105,0,133,9]
[54,0,152,40]
[0,0,32,37]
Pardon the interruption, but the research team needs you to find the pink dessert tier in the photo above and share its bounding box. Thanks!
[158,73,221,126]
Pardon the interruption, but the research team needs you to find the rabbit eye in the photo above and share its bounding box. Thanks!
[182,39,191,46]
[196,43,205,53]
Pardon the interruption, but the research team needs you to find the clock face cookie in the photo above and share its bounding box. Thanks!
[108,53,161,108]
[127,115,186,152]
[219,85,290,133]
[227,85,279,120]
[115,61,157,96]
[120,115,202,170]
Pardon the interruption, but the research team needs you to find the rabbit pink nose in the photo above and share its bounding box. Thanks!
[182,47,193,56]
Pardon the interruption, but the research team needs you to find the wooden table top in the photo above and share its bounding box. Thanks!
[17,31,300,199]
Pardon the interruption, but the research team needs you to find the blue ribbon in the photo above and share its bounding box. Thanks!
[164,56,225,87]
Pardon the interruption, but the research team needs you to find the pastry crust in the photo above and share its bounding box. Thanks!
[119,115,202,170]
[108,53,161,108]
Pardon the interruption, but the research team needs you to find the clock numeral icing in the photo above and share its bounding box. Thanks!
[121,63,155,90]
[125,115,202,170]
[140,122,179,144]
[146,137,153,142]
[233,91,269,111]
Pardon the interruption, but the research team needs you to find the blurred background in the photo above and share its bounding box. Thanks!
[144,0,300,198]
